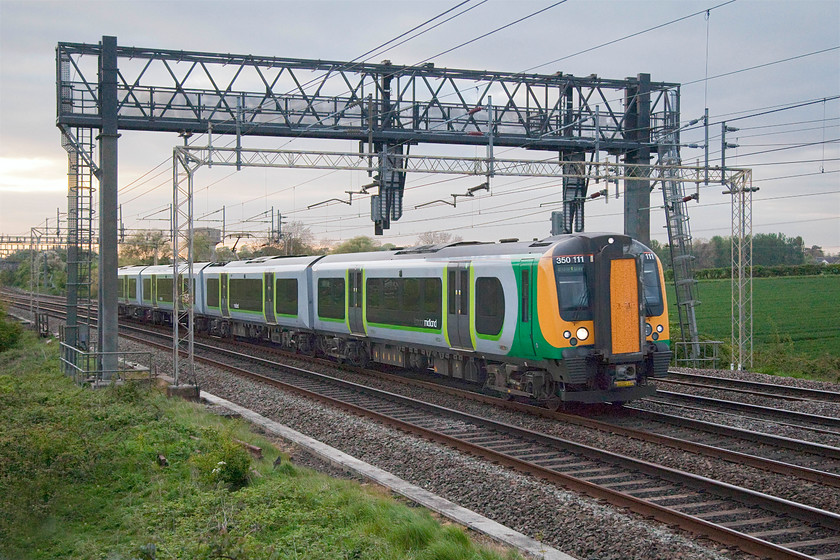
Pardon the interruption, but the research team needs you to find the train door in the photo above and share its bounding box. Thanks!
[264,272,276,324]
[151,275,158,307]
[609,257,642,356]
[220,273,230,317]
[446,263,472,349]
[519,259,537,356]
[348,268,365,335]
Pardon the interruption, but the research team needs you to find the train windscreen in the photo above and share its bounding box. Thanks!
[554,261,592,321]
[642,256,664,317]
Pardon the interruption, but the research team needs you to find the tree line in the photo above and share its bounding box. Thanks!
[0,227,462,295]
[2,229,834,296]
[649,232,834,271]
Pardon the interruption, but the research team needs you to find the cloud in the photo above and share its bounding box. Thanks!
[0,157,67,193]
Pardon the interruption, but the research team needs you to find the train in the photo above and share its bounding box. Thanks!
[117,232,671,405]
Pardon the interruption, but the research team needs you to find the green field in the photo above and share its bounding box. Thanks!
[666,275,840,378]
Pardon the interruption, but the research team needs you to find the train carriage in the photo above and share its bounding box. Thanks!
[118,263,210,324]
[117,265,144,309]
[200,255,320,342]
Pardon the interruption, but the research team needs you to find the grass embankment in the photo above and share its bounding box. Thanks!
[0,329,518,560]
[666,275,840,381]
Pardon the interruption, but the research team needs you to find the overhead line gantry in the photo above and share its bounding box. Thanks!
[57,36,751,381]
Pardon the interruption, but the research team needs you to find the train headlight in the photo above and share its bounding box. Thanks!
[563,330,571,339]
[652,332,659,341]
[656,324,664,333]
[645,323,653,336]
[576,327,589,341]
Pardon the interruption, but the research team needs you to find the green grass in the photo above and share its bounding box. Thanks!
[0,331,520,560]
[666,275,840,380]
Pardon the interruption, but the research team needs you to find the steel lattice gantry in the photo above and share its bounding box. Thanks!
[57,36,685,381]
[57,38,680,237]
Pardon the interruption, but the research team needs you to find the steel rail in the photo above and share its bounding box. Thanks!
[624,407,840,461]
[663,371,840,403]
[647,390,840,432]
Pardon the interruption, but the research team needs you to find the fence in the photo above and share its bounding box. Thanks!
[59,325,155,385]
[673,340,723,369]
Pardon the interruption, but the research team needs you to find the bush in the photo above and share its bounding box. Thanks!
[665,263,840,281]
[0,308,23,352]
[189,428,252,488]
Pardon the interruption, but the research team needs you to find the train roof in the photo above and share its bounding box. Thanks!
[318,232,635,263]
[117,263,213,275]
[213,254,323,273]
[116,233,649,273]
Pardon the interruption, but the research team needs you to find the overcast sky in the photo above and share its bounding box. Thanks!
[1,0,838,253]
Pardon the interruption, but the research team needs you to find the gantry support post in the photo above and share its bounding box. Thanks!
[624,73,652,244]
[98,35,119,379]
[726,174,755,371]
[172,147,197,387]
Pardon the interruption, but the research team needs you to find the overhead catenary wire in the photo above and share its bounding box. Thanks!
[522,0,736,74]
[106,1,840,247]
[120,3,828,205]
[682,46,840,87]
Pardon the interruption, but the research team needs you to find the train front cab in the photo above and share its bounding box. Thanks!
[536,234,671,403]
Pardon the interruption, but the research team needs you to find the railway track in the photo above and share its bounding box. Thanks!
[8,291,840,558]
[661,371,840,404]
[586,405,840,478]
[642,390,840,434]
[7,291,840,474]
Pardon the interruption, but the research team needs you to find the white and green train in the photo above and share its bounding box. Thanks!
[118,232,671,404]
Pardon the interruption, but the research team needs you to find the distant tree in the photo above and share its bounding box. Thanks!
[331,236,381,254]
[253,244,284,257]
[804,245,825,263]
[416,231,462,246]
[709,236,730,268]
[282,221,317,255]
[0,248,67,294]
[192,231,218,262]
[235,245,254,260]
[691,239,716,269]
[647,239,671,269]
[752,233,804,266]
[119,230,171,265]
[214,246,237,262]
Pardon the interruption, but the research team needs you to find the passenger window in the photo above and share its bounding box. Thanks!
[318,277,345,320]
[229,278,262,312]
[475,277,504,336]
[521,270,530,322]
[206,278,220,308]
[275,278,298,316]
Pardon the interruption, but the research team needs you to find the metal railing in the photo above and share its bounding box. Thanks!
[673,341,723,370]
[59,325,154,385]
